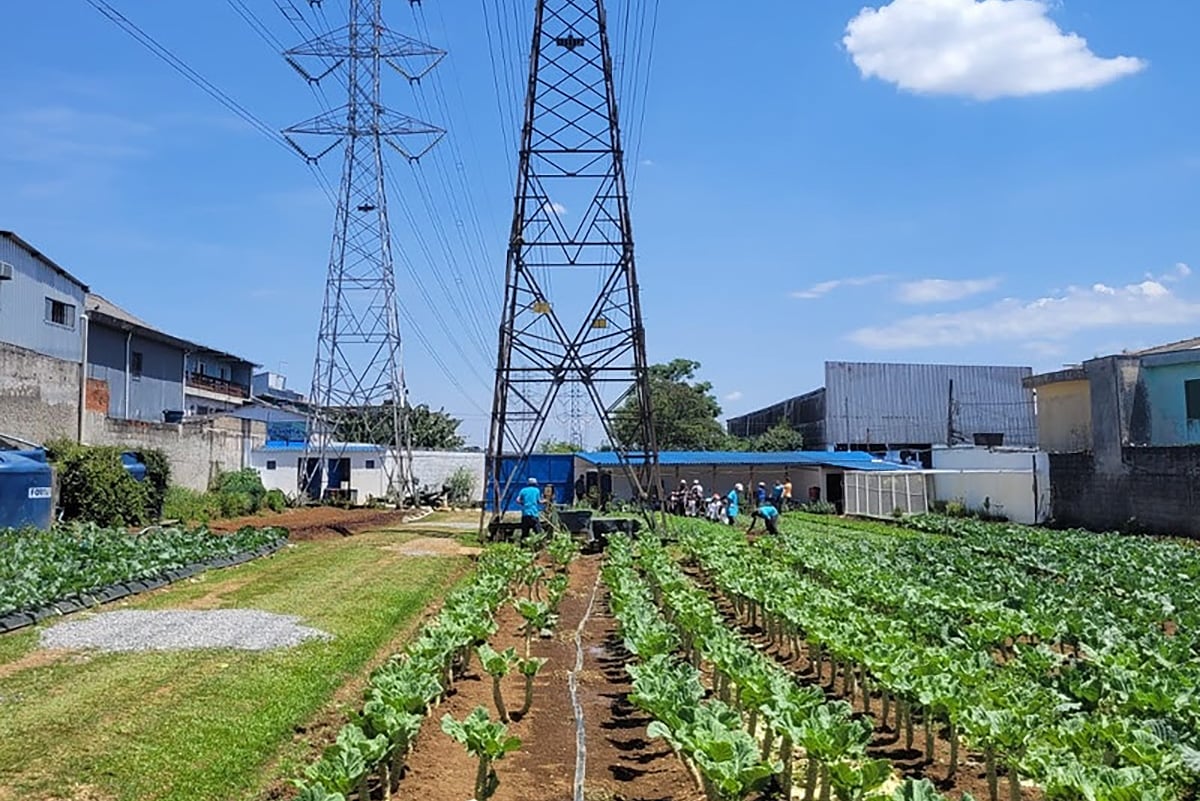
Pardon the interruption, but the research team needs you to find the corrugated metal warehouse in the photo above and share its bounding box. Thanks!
[728,361,1037,457]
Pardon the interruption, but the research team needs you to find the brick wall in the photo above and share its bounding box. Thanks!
[1050,447,1200,537]
[0,342,80,444]
[84,413,267,491]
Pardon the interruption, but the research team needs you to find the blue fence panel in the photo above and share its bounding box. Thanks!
[485,454,575,512]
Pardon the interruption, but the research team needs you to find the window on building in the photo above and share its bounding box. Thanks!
[44,298,76,329]
[266,460,277,471]
[1186,380,1200,422]
[131,351,144,379]
[365,459,376,469]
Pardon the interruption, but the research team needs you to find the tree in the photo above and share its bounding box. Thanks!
[334,403,466,450]
[539,439,582,454]
[409,404,467,450]
[748,422,804,452]
[613,359,728,451]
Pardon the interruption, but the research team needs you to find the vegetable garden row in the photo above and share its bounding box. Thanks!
[6,510,1197,801]
[674,513,1200,800]
[0,523,287,620]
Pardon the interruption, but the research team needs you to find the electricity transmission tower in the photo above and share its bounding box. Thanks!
[282,0,444,502]
[485,0,662,518]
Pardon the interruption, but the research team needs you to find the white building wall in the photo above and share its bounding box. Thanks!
[411,450,485,500]
[927,447,1050,524]
[251,448,486,503]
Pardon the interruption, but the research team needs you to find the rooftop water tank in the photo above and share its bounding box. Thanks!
[0,451,54,530]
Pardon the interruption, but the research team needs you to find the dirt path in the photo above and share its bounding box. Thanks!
[399,554,699,801]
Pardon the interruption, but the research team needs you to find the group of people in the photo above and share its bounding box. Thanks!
[668,476,791,536]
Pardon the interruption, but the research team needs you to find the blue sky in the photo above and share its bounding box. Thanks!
[2,0,1197,445]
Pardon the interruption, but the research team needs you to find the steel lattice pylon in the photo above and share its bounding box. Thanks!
[485,0,662,519]
[283,0,444,503]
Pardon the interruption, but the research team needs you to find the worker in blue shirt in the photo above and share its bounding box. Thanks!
[747,503,780,536]
[516,477,544,542]
[725,483,742,525]
[754,481,768,508]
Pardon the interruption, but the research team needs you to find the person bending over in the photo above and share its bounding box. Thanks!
[747,503,780,536]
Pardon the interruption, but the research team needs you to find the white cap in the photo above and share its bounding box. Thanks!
[735,483,744,491]
[527,477,538,485]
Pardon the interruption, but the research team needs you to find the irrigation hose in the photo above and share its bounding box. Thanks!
[569,567,603,801]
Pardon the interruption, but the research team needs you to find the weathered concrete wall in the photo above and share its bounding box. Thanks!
[1049,447,1200,538]
[0,342,80,445]
[84,412,266,491]
[1085,355,1143,470]
[411,450,485,501]
[1035,379,1092,453]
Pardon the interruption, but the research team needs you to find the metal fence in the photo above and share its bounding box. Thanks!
[844,470,929,519]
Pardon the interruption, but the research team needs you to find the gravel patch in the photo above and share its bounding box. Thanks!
[40,610,332,653]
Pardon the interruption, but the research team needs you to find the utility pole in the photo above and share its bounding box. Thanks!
[485,0,662,521]
[282,0,444,504]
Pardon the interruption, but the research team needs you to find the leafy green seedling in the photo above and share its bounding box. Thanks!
[441,706,522,801]
[517,656,548,717]
[477,643,518,722]
[514,598,555,657]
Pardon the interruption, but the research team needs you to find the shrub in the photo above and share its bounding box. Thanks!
[802,500,838,516]
[264,488,287,512]
[446,466,477,506]
[54,444,148,527]
[212,468,267,515]
[162,486,221,523]
[945,500,969,518]
[136,449,171,518]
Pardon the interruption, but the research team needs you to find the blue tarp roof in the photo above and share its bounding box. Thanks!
[576,450,912,472]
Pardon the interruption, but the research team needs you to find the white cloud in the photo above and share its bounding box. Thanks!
[724,391,744,402]
[793,274,889,300]
[848,276,1200,349]
[1149,262,1192,283]
[640,159,656,167]
[543,201,567,216]
[843,0,1146,100]
[898,277,1000,303]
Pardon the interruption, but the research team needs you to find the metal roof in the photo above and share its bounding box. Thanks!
[256,442,386,453]
[1133,336,1200,356]
[0,231,90,291]
[86,293,259,366]
[576,450,913,472]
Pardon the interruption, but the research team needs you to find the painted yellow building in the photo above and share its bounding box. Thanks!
[1025,368,1092,453]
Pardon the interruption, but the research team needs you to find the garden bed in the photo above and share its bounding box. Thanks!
[0,525,287,634]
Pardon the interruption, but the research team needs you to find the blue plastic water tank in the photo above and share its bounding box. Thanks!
[0,452,54,530]
[120,452,147,483]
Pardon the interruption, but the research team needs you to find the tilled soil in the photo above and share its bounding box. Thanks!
[400,554,701,801]
[694,567,1040,801]
[211,507,415,541]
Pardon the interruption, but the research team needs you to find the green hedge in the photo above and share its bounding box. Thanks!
[163,471,284,524]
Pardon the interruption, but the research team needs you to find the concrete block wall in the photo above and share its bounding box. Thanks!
[1049,447,1200,537]
[0,342,81,445]
[411,450,485,501]
[84,412,266,491]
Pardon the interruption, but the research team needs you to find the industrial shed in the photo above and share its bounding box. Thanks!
[727,361,1037,462]
[575,450,910,511]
